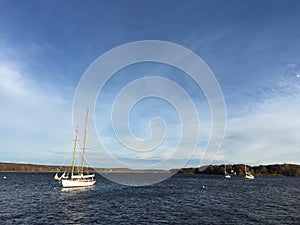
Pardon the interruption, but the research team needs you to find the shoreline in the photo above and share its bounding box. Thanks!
[1,162,300,176]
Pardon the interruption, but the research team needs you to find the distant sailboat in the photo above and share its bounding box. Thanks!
[59,110,96,188]
[245,163,255,180]
[224,163,231,179]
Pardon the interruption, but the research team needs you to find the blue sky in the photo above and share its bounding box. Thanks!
[0,0,300,169]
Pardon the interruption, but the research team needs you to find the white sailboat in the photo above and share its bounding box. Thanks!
[61,110,96,188]
[245,163,255,180]
[224,163,231,179]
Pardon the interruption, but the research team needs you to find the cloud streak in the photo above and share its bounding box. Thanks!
[222,72,300,165]
[0,47,73,164]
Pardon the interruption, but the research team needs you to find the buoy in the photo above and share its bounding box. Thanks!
[3,176,6,179]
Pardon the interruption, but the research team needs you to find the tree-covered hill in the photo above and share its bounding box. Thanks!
[1,162,300,176]
[178,163,300,176]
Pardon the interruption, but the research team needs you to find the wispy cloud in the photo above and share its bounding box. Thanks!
[0,63,26,96]
[222,72,300,165]
[0,46,73,164]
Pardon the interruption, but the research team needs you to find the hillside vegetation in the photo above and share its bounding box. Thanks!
[1,162,300,176]
[0,162,94,173]
[178,164,300,176]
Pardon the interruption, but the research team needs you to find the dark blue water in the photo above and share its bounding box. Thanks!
[0,173,299,224]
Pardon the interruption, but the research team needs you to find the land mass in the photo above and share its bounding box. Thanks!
[177,163,300,176]
[0,162,166,173]
[1,162,300,176]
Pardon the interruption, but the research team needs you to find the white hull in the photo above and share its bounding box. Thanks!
[225,174,231,179]
[62,179,96,188]
[245,173,255,180]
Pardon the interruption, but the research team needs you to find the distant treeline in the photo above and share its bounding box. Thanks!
[178,164,300,176]
[1,162,300,176]
[0,162,94,173]
[0,162,161,173]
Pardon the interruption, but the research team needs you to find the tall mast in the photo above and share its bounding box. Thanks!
[81,110,89,175]
[71,127,78,176]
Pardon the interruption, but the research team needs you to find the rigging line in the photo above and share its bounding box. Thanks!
[75,149,95,173]
[57,128,80,173]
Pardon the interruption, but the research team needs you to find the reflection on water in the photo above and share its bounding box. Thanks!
[61,185,95,192]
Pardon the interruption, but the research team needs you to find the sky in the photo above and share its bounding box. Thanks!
[0,0,300,169]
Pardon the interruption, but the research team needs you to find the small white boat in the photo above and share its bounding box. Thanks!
[54,173,60,181]
[225,174,231,179]
[245,173,255,180]
[245,163,255,180]
[57,110,96,188]
[54,172,69,181]
[224,163,231,179]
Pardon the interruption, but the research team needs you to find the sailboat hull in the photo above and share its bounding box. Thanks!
[62,179,96,188]
[245,174,255,180]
